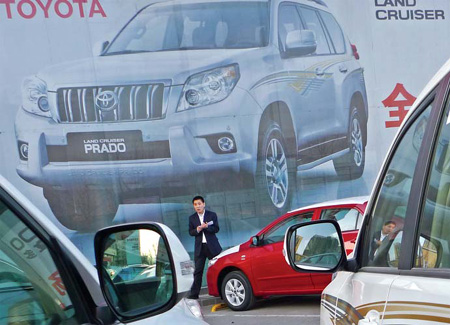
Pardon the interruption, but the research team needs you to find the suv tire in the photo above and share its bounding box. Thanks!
[255,121,296,215]
[221,271,255,311]
[44,187,119,232]
[333,107,365,179]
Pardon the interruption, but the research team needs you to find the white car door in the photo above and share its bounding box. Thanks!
[321,89,437,324]
[385,75,450,324]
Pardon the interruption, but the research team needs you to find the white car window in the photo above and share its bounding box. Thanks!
[278,4,302,52]
[363,101,432,267]
[264,212,313,244]
[298,7,330,55]
[319,11,345,54]
[415,96,450,269]
[106,2,269,54]
[0,200,77,324]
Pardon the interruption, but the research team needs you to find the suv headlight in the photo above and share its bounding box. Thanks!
[177,64,240,112]
[21,76,51,117]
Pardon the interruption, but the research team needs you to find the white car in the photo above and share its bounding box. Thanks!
[0,175,206,324]
[284,58,450,324]
[16,0,368,231]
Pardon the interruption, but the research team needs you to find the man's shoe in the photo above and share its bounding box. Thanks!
[187,294,199,299]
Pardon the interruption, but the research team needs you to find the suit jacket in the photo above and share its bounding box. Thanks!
[370,231,382,260]
[189,210,222,258]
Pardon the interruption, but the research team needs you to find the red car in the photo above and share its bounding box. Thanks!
[206,196,368,311]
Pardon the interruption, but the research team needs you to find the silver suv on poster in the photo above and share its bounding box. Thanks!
[15,0,368,231]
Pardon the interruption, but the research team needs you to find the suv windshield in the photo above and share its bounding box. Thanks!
[105,1,269,55]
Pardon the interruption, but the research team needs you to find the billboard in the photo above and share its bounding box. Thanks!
[1,0,448,261]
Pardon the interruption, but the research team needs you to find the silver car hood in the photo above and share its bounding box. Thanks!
[38,48,259,90]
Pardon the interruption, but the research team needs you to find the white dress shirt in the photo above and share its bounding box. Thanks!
[198,212,207,243]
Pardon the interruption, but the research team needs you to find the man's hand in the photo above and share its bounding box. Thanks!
[197,223,208,232]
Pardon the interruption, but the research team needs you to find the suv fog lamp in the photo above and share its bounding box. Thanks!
[38,96,50,112]
[186,90,200,105]
[19,142,29,161]
[218,137,235,152]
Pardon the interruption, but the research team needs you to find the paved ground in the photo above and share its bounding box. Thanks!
[201,295,321,325]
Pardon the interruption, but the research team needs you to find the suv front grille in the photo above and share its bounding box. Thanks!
[56,84,165,123]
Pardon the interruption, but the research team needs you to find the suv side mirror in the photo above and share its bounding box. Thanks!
[284,220,346,272]
[284,30,317,57]
[94,223,190,323]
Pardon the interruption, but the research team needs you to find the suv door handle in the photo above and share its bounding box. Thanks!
[315,67,324,76]
[339,64,348,73]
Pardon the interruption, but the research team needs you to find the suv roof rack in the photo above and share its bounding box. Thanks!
[307,0,328,7]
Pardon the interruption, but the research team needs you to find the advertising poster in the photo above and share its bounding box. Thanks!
[0,0,449,262]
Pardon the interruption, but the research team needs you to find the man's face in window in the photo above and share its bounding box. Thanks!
[382,222,396,235]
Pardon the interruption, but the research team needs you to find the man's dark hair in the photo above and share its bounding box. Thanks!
[192,195,205,203]
[384,220,396,227]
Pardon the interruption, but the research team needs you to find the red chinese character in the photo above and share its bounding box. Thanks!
[382,83,416,128]
[48,271,66,296]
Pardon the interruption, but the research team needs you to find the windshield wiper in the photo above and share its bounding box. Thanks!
[102,49,152,56]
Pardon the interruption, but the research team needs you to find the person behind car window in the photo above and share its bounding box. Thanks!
[370,220,396,260]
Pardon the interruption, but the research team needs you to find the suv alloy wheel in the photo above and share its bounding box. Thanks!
[255,121,296,215]
[333,107,365,179]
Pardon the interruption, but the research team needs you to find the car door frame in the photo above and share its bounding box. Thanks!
[330,72,450,324]
[0,186,108,324]
[355,72,450,275]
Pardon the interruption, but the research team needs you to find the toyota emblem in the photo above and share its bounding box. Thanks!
[95,90,118,112]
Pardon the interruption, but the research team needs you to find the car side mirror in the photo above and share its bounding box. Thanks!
[93,40,110,56]
[387,233,442,268]
[284,220,346,272]
[284,30,317,57]
[94,223,189,323]
[251,235,260,246]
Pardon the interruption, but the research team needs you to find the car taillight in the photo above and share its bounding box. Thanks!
[351,44,360,60]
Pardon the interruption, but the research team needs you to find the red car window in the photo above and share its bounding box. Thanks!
[264,212,313,244]
[320,208,361,232]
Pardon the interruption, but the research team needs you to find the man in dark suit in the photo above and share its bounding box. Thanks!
[188,195,222,299]
[370,220,396,260]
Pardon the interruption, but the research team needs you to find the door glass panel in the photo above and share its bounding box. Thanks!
[264,212,313,244]
[416,96,450,269]
[298,7,330,54]
[319,11,345,54]
[320,208,359,231]
[363,101,432,267]
[0,200,77,324]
